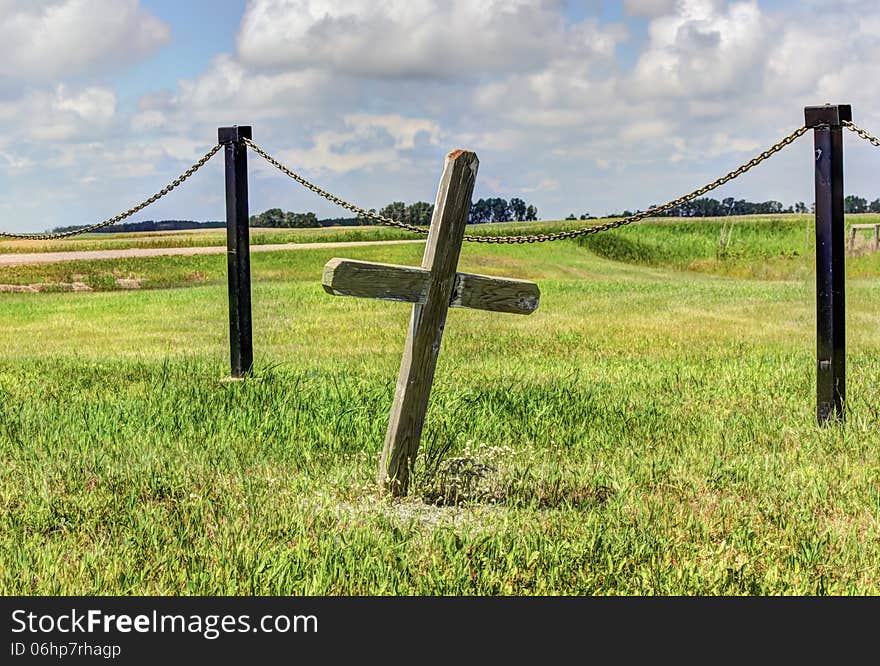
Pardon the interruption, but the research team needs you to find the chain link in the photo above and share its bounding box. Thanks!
[246,126,808,244]
[0,144,222,241]
[843,120,880,147]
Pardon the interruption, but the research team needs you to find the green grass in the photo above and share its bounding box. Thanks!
[579,213,880,279]
[0,225,414,255]
[5,214,880,291]
[1,220,880,594]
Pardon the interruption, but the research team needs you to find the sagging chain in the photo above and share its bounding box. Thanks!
[246,126,809,244]
[843,120,880,148]
[0,144,222,241]
[243,137,430,237]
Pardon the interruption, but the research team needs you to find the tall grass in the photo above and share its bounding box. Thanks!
[1,224,880,594]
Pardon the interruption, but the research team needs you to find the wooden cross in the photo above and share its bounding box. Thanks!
[321,149,540,496]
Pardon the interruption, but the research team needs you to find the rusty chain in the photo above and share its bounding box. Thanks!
[843,120,880,147]
[245,126,809,244]
[0,144,222,241]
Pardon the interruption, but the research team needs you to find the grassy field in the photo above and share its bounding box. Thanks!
[1,215,879,594]
[0,225,412,254]
[0,217,605,256]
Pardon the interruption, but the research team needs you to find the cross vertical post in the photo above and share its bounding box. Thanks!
[381,150,479,495]
[219,125,254,378]
[322,149,539,496]
[805,104,850,423]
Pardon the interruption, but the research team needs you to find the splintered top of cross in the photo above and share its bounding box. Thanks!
[446,149,479,176]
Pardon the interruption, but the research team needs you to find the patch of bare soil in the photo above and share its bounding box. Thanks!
[0,277,143,293]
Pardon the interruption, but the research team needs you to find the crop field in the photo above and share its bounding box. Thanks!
[1,214,879,594]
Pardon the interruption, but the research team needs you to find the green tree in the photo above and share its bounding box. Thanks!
[379,201,407,221]
[844,195,868,214]
[406,201,433,226]
[469,198,492,224]
[291,212,319,228]
[253,208,285,227]
[509,197,527,221]
[525,205,538,221]
[488,198,510,222]
[357,209,377,225]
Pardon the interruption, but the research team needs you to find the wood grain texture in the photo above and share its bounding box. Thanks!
[380,149,479,495]
[322,258,429,304]
[322,258,540,315]
[451,272,539,315]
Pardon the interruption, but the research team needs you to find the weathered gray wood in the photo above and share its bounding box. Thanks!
[380,149,479,495]
[451,272,539,315]
[847,223,880,253]
[322,258,540,315]
[322,258,429,304]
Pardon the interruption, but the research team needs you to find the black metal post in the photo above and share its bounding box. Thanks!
[805,105,850,423]
[219,125,254,378]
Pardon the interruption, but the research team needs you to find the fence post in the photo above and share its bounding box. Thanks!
[805,105,850,423]
[218,125,254,378]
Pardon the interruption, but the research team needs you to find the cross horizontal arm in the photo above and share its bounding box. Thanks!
[322,258,540,315]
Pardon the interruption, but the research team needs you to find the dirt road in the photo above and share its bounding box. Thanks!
[0,239,425,267]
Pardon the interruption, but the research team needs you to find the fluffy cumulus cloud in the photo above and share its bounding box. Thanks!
[0,0,170,154]
[0,1,181,231]
[158,0,631,216]
[15,86,117,141]
[630,1,769,99]
[275,114,442,174]
[0,0,170,81]
[236,0,617,78]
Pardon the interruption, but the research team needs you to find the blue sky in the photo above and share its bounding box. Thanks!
[1,0,878,232]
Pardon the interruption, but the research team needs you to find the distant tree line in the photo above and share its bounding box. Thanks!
[650,197,808,218]
[467,197,538,224]
[250,196,540,229]
[249,208,320,228]
[51,220,225,234]
[843,195,880,214]
[49,193,880,235]
[567,195,880,220]
[371,197,538,226]
[569,197,811,220]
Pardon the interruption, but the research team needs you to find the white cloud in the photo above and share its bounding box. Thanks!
[0,150,32,170]
[706,132,760,157]
[236,0,620,79]
[0,0,170,80]
[173,54,328,125]
[0,85,116,141]
[55,86,116,125]
[522,178,561,193]
[619,120,672,143]
[624,0,677,17]
[269,113,442,174]
[131,110,168,132]
[629,0,770,99]
[343,114,441,150]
